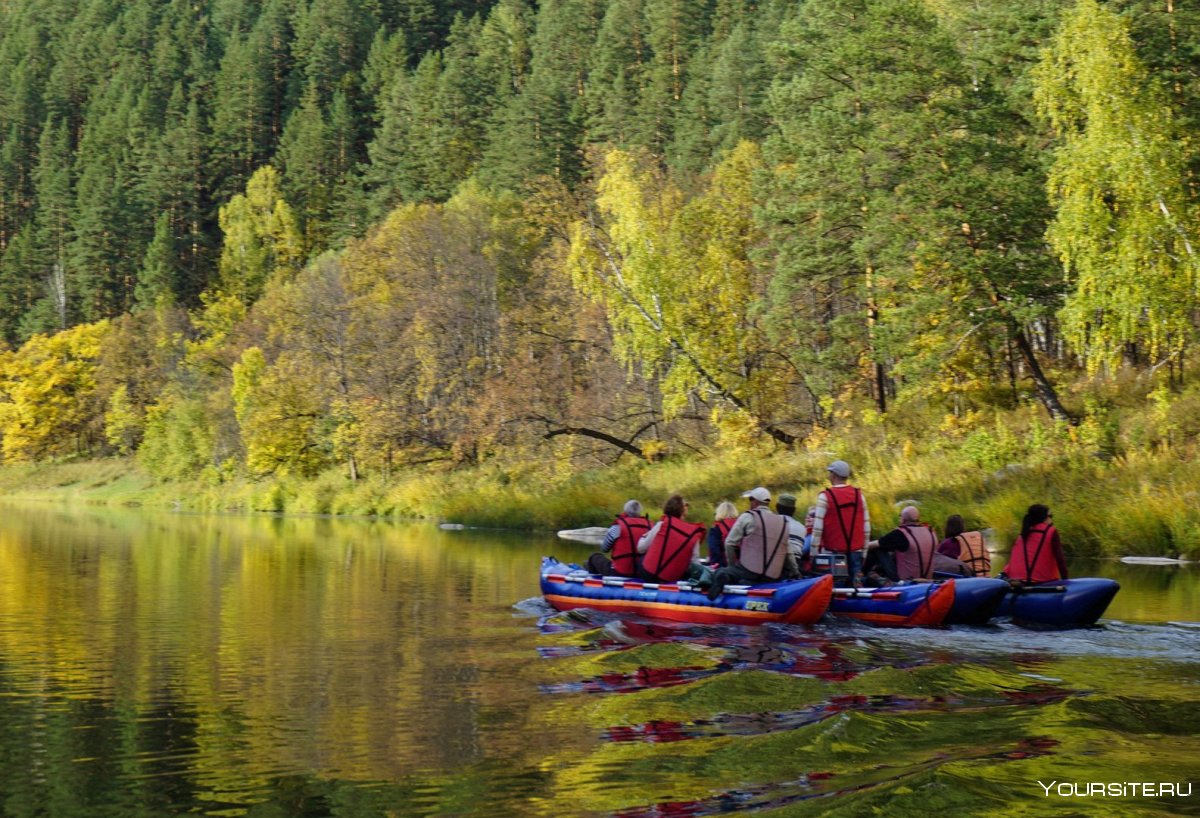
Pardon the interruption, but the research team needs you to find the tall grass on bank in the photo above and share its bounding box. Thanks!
[2,436,1198,558]
[6,371,1200,558]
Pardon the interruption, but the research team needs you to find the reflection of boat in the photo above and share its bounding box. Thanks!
[992,578,1120,627]
[540,557,834,625]
[827,581,956,627]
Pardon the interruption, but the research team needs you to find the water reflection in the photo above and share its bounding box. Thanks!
[0,505,575,816]
[0,505,1196,817]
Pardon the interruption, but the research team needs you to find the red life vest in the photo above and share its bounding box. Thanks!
[710,516,736,564]
[1006,523,1061,583]
[611,514,651,576]
[820,486,866,553]
[642,517,706,582]
[896,523,937,580]
[714,517,735,541]
[955,531,991,577]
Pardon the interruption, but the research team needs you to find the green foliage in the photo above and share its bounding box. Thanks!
[137,388,218,481]
[3,0,1200,564]
[566,144,798,444]
[104,384,140,455]
[232,345,331,478]
[215,166,305,305]
[1036,0,1200,373]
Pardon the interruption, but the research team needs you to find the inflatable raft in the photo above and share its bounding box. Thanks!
[943,577,1012,625]
[826,580,957,627]
[944,577,1119,627]
[540,557,834,625]
[993,577,1120,627]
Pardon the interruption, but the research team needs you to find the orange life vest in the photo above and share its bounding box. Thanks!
[955,530,991,577]
[1005,523,1061,583]
[611,514,651,576]
[738,508,789,579]
[896,523,937,580]
[820,485,866,553]
[642,517,706,582]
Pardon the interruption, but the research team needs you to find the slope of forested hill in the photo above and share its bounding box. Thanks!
[1,0,1200,494]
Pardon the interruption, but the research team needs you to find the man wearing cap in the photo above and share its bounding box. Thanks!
[706,487,790,600]
[776,493,806,578]
[810,460,871,581]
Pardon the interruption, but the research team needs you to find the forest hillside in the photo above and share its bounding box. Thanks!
[1,0,1199,554]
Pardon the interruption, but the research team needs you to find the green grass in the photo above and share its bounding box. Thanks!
[2,390,1199,559]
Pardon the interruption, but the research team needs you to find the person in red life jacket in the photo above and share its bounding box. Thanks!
[810,460,871,581]
[937,514,991,577]
[586,499,651,576]
[706,501,739,568]
[636,495,710,584]
[863,505,938,582]
[706,487,790,600]
[1000,504,1068,584]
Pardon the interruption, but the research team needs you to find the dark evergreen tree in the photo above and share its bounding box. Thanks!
[278,81,336,247]
[760,0,1066,418]
[140,87,211,304]
[585,0,649,147]
[210,28,276,204]
[477,0,601,188]
[137,211,180,308]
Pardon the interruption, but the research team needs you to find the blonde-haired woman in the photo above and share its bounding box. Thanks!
[707,501,739,567]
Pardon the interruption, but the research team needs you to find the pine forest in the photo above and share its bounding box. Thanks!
[2,0,1200,542]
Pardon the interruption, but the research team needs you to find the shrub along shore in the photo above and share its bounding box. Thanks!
[3,404,1197,560]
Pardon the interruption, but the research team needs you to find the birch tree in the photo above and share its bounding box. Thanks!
[1035,0,1200,374]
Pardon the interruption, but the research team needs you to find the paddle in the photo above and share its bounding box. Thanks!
[1008,584,1067,594]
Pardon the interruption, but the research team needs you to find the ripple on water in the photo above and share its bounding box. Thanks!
[529,609,1200,817]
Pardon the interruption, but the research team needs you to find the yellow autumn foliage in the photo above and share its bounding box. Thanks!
[0,321,110,461]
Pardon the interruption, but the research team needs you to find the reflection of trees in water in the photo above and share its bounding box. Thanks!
[0,506,581,813]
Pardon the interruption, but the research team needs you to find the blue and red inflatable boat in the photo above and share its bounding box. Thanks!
[540,557,834,625]
[827,581,957,627]
[539,558,1118,628]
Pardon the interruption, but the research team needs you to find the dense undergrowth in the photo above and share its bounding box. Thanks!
[3,370,1199,559]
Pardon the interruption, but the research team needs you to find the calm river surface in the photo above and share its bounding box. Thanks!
[0,504,1195,817]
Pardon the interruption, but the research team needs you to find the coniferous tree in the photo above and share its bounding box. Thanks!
[137,212,179,308]
[210,28,276,203]
[585,0,649,147]
[478,0,600,188]
[761,0,1067,418]
[637,0,711,155]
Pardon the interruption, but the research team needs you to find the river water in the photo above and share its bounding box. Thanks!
[0,505,1194,816]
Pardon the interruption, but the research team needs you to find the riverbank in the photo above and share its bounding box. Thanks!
[2,425,1197,558]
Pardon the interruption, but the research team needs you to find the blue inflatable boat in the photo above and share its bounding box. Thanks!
[946,577,1119,627]
[540,557,834,625]
[995,577,1120,627]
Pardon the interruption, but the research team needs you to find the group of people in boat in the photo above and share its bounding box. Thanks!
[584,459,1068,598]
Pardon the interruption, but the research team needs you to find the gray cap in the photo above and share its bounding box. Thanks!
[826,460,851,478]
[622,499,644,516]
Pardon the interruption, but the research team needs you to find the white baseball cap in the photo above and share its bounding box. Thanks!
[741,486,771,502]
